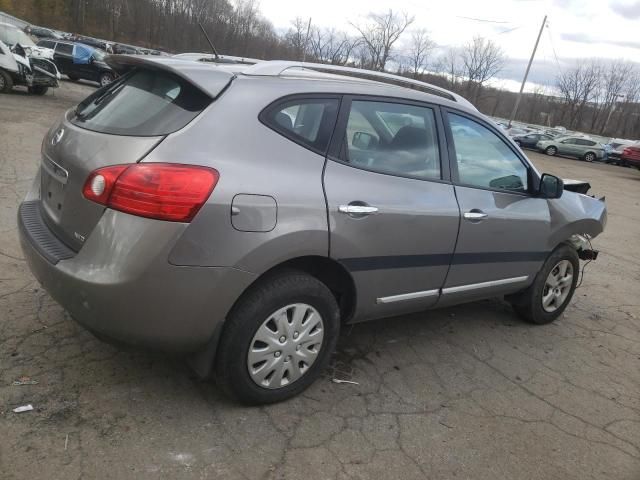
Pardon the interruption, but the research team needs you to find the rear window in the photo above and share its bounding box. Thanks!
[71,69,212,136]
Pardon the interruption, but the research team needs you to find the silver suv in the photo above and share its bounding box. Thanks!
[537,136,605,162]
[18,57,606,404]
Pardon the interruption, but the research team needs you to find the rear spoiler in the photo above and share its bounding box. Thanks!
[105,55,234,99]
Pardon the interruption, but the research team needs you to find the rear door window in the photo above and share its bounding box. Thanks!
[341,100,441,181]
[261,98,340,155]
[71,69,212,136]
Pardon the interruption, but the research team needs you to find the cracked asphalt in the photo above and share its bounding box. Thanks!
[1,82,639,480]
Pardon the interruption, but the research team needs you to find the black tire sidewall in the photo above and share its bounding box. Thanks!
[0,70,12,93]
[518,245,579,324]
[99,73,113,86]
[215,272,340,405]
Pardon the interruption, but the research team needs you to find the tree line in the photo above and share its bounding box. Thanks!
[2,0,639,139]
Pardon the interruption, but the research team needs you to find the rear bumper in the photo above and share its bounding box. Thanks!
[18,200,256,353]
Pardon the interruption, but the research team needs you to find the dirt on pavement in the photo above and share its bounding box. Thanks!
[1,82,639,480]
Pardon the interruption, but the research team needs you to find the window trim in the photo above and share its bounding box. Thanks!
[327,94,451,184]
[442,108,539,197]
[258,93,342,157]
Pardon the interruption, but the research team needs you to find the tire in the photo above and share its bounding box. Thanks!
[545,146,557,156]
[67,75,79,81]
[214,270,340,405]
[583,152,596,162]
[28,86,48,96]
[509,244,579,325]
[0,70,13,93]
[98,72,114,87]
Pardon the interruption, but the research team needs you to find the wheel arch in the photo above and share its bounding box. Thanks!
[187,255,357,378]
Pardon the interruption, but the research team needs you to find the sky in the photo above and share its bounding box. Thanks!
[259,0,640,91]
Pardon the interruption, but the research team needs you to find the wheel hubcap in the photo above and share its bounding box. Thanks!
[247,303,324,389]
[542,260,574,313]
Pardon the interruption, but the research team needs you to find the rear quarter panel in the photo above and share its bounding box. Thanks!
[158,78,330,273]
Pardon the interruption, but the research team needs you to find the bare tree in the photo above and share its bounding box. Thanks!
[350,9,414,71]
[460,36,505,103]
[557,61,602,129]
[309,27,360,65]
[405,29,436,78]
[285,17,312,61]
[596,60,634,134]
[436,47,463,89]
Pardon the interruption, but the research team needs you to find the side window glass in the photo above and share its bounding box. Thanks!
[344,100,441,181]
[449,113,528,193]
[263,98,339,154]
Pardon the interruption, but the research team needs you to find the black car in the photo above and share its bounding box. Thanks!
[26,26,63,40]
[512,132,554,149]
[36,39,116,87]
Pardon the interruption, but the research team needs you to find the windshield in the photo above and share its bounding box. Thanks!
[0,25,36,47]
[92,48,106,61]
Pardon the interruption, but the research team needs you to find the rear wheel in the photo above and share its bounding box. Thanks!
[28,86,48,96]
[509,245,579,325]
[0,70,13,93]
[214,271,340,404]
[99,72,114,87]
[583,152,596,162]
[545,146,557,156]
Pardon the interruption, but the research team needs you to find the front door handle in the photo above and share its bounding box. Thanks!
[338,205,379,215]
[463,210,488,221]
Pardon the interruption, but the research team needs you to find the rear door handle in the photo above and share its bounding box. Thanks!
[338,205,379,215]
[463,210,488,221]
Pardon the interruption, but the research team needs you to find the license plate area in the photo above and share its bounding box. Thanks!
[40,155,69,222]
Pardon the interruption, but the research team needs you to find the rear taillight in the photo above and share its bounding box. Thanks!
[83,163,219,222]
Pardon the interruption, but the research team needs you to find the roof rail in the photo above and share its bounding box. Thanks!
[242,61,476,110]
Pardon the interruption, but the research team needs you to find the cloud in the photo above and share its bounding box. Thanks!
[610,0,640,19]
[561,32,640,50]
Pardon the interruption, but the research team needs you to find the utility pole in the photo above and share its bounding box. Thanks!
[508,15,547,128]
[302,17,312,62]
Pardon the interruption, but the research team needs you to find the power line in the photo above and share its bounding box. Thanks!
[545,23,562,69]
[456,15,513,24]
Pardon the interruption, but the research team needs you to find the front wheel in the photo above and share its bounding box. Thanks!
[28,85,48,95]
[215,271,340,404]
[509,245,579,325]
[545,146,557,156]
[0,70,13,93]
[583,152,596,162]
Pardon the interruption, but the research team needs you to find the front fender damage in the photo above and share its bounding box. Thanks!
[547,189,606,259]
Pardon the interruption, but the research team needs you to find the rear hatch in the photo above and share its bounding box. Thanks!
[39,59,233,250]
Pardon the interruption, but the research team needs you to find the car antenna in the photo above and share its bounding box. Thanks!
[198,22,220,61]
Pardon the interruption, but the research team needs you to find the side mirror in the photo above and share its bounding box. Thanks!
[539,173,564,199]
[352,131,377,150]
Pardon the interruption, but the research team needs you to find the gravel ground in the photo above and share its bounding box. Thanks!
[1,82,639,480]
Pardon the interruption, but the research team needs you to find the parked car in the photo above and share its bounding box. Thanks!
[0,40,59,94]
[537,136,604,162]
[506,127,531,137]
[0,22,55,59]
[605,140,634,165]
[113,43,142,55]
[512,132,554,149]
[26,25,63,40]
[621,144,640,168]
[36,39,116,86]
[74,35,113,53]
[17,58,606,404]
